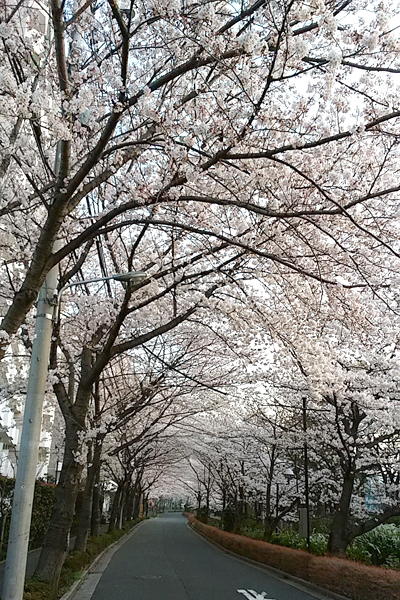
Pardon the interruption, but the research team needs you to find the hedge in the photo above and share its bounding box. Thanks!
[0,477,56,559]
[187,514,400,600]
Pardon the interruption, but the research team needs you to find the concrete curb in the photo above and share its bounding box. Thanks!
[188,523,351,600]
[60,520,144,600]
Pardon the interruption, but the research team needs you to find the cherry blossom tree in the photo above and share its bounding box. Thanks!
[31,228,245,585]
[1,0,400,589]
[247,284,400,554]
[2,0,400,364]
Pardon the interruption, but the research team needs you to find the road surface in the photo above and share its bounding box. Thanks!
[76,513,335,600]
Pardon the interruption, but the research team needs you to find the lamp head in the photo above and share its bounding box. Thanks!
[113,271,146,283]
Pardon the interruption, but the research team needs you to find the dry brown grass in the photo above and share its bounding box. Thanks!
[187,515,400,600]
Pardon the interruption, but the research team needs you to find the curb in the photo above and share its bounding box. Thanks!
[188,523,351,600]
[60,520,144,600]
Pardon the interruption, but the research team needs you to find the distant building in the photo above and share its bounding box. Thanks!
[365,476,386,513]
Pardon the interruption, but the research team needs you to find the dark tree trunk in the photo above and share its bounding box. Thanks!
[132,489,141,520]
[234,494,241,533]
[196,491,201,517]
[34,417,85,587]
[108,485,122,533]
[34,353,92,589]
[91,473,102,537]
[118,485,127,529]
[263,516,277,541]
[205,488,210,522]
[0,201,67,362]
[74,438,103,551]
[0,510,8,551]
[125,488,135,522]
[328,468,355,555]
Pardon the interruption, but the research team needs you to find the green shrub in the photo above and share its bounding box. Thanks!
[346,539,373,565]
[347,524,400,567]
[229,515,399,567]
[29,482,56,549]
[239,523,328,555]
[240,525,265,540]
[271,530,307,550]
[221,507,236,532]
[384,555,400,570]
[23,579,53,600]
[309,532,328,556]
[310,516,333,535]
[0,477,56,559]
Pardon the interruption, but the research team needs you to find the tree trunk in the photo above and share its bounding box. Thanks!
[0,510,8,551]
[34,365,92,589]
[0,201,66,362]
[263,516,276,541]
[108,485,122,533]
[196,491,201,517]
[118,485,127,529]
[328,468,355,555]
[74,438,102,551]
[91,473,102,537]
[234,494,241,533]
[34,418,85,587]
[132,489,141,519]
[125,488,135,522]
[205,488,210,522]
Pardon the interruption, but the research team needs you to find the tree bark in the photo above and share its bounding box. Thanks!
[118,485,127,529]
[328,468,355,555]
[74,437,102,551]
[108,485,122,533]
[91,471,102,537]
[132,488,142,520]
[0,510,8,552]
[263,516,277,541]
[34,417,85,586]
[34,356,92,587]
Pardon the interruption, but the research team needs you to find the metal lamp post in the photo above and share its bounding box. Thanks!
[53,271,147,322]
[2,270,146,600]
[300,396,310,551]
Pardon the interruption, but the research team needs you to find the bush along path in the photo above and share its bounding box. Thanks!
[186,515,400,600]
[239,521,400,568]
[16,519,143,600]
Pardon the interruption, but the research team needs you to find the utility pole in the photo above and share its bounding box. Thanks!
[2,136,63,600]
[302,396,311,551]
[2,255,60,600]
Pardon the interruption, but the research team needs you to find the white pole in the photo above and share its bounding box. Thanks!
[2,253,60,600]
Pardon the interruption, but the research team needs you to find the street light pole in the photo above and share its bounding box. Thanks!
[2,270,146,600]
[54,271,147,322]
[302,396,311,551]
[2,263,60,600]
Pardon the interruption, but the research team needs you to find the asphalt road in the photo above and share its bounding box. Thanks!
[81,514,334,600]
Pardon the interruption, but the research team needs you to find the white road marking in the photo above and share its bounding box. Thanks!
[237,590,276,600]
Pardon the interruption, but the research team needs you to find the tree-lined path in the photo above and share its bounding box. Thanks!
[72,514,333,600]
